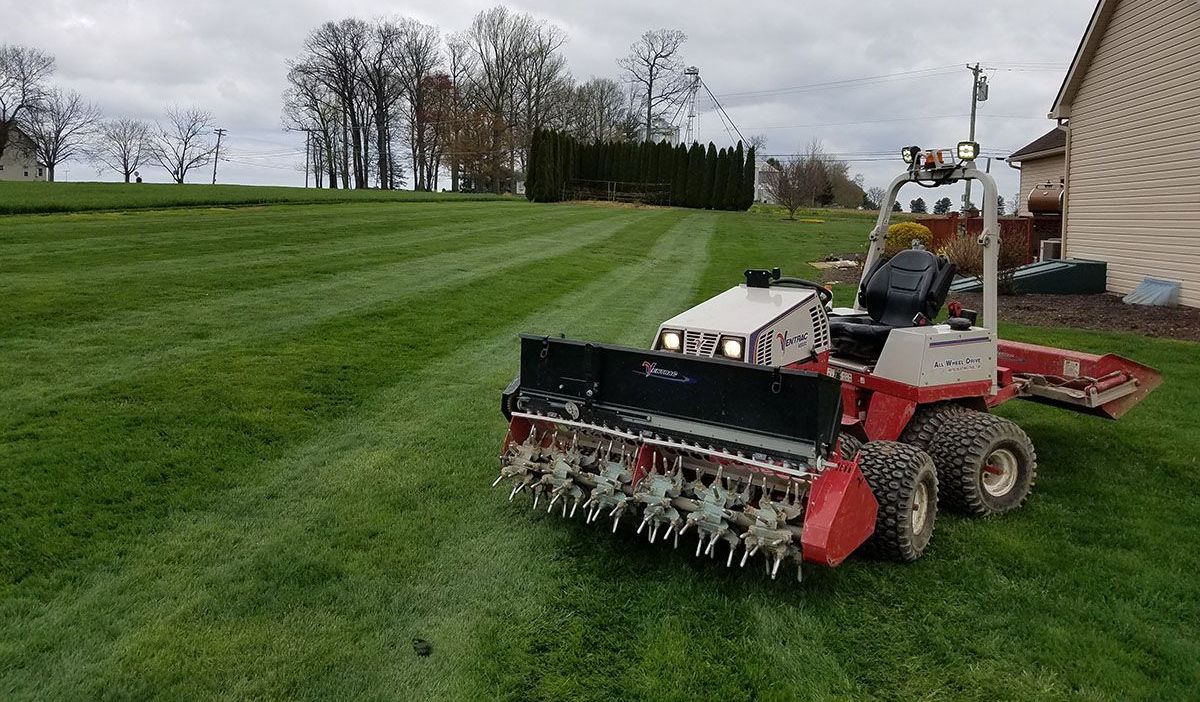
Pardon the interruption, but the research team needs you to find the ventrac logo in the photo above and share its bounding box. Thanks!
[776,330,810,350]
[639,361,695,384]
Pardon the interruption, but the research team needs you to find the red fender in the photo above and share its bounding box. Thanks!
[801,458,878,567]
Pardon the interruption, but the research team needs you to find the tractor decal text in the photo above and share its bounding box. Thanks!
[639,361,695,384]
[932,356,983,371]
[775,330,810,351]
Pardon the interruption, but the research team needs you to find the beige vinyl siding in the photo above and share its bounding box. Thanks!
[1063,0,1200,306]
[1017,154,1065,215]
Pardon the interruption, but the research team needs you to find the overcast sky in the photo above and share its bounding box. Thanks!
[5,0,1095,205]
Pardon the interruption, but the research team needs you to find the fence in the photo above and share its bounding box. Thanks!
[913,213,1062,265]
[565,180,673,206]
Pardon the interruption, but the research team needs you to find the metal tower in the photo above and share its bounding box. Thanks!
[682,66,701,144]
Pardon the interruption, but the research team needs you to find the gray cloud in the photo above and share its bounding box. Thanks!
[5,0,1093,202]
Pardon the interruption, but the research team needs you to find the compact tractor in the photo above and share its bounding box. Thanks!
[494,142,1161,581]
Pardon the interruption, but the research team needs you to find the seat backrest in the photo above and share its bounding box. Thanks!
[859,250,956,326]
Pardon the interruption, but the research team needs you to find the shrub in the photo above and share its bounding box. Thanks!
[937,228,1032,294]
[885,222,934,258]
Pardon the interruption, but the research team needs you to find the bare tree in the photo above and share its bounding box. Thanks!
[618,29,688,142]
[358,19,404,189]
[760,159,807,220]
[515,19,568,170]
[392,18,443,191]
[867,186,887,211]
[19,88,101,181]
[301,19,370,188]
[570,77,628,143]
[748,134,768,153]
[458,7,532,193]
[151,106,216,183]
[0,45,55,158]
[284,64,342,188]
[92,118,151,183]
[444,34,475,192]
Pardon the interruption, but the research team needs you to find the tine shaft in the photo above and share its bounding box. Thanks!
[695,538,703,558]
[740,548,751,567]
[492,474,505,488]
[772,556,782,580]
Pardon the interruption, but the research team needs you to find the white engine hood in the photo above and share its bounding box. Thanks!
[660,285,819,336]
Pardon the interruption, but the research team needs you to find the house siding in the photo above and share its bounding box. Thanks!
[1063,0,1200,306]
[1017,153,1065,215]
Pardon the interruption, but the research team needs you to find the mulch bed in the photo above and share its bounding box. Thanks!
[818,259,1200,343]
[953,292,1200,342]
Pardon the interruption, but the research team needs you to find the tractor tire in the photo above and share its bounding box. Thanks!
[837,433,863,460]
[856,441,938,562]
[929,412,1037,517]
[900,402,972,450]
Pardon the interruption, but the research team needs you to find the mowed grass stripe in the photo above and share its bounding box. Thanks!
[0,207,642,411]
[0,201,536,268]
[0,205,589,334]
[0,210,711,700]
[0,208,685,593]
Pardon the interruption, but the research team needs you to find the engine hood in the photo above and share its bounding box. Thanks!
[659,285,819,336]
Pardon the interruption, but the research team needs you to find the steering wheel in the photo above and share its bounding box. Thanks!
[773,277,834,306]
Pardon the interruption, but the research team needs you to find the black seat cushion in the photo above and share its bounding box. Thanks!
[830,250,956,359]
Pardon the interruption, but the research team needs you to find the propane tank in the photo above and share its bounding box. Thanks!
[1027,180,1064,215]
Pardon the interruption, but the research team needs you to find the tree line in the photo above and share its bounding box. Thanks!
[284,7,700,193]
[1,45,226,183]
[526,129,755,210]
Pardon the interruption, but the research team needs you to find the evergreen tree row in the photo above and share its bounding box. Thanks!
[526,129,756,211]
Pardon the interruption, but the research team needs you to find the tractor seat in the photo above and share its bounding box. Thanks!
[829,250,956,359]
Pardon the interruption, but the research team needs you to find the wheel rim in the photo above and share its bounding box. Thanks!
[982,448,1019,497]
[911,478,931,534]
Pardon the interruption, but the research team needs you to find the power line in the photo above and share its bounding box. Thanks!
[742,113,1047,131]
[714,65,963,100]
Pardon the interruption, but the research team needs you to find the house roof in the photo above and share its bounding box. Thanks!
[1008,127,1067,161]
[1050,0,1117,118]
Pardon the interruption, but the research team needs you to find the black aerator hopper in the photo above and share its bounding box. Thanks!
[504,335,843,464]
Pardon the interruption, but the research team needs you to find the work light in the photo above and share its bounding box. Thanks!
[658,329,683,352]
[901,146,921,164]
[719,336,745,361]
[957,141,980,161]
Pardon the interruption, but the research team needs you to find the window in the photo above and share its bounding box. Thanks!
[24,171,29,177]
[37,167,43,177]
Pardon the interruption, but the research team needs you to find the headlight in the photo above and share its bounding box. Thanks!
[901,145,920,164]
[719,336,744,361]
[957,141,980,161]
[658,329,683,352]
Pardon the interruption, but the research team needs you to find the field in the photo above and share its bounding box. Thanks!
[0,181,508,215]
[1,185,1197,700]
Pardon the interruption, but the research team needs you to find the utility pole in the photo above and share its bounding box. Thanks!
[211,128,227,185]
[964,64,987,209]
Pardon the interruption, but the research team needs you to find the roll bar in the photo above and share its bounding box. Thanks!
[855,164,1000,332]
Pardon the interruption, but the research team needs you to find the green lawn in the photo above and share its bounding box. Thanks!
[0,181,507,215]
[1,193,1196,700]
